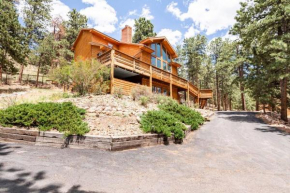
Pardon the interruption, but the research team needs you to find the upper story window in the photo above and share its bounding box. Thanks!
[151,43,171,72]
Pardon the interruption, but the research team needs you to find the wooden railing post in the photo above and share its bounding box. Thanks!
[150,65,152,92]
[133,59,136,71]
[170,74,173,98]
[110,50,115,94]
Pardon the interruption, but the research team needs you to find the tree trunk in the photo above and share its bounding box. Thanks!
[229,98,232,111]
[0,65,2,85]
[18,64,24,83]
[256,99,259,111]
[263,104,266,114]
[224,94,228,111]
[36,56,42,88]
[238,65,246,111]
[280,78,288,122]
[216,72,221,111]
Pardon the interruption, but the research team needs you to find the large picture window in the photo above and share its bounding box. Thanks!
[150,43,171,72]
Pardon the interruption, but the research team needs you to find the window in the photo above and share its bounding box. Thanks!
[163,62,167,70]
[150,43,172,72]
[157,87,162,93]
[108,43,113,48]
[162,47,167,60]
[151,44,155,54]
[151,56,156,66]
[163,89,167,96]
[168,65,171,72]
[156,43,161,57]
[157,59,161,68]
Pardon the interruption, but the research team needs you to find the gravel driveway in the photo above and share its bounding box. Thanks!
[0,112,290,193]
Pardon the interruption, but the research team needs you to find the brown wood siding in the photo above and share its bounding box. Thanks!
[141,51,151,64]
[142,78,150,86]
[118,44,141,58]
[172,87,179,100]
[74,31,92,60]
[114,78,142,95]
[91,46,102,58]
[172,66,178,76]
[92,34,119,49]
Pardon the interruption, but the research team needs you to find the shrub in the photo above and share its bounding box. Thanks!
[114,87,124,98]
[159,100,204,130]
[51,59,110,95]
[140,110,186,140]
[140,96,149,107]
[131,85,152,101]
[0,102,89,136]
[152,94,175,105]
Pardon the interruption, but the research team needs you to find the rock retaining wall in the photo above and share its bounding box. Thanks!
[0,126,192,151]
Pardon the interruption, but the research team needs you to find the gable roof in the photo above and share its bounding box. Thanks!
[139,37,178,58]
[72,28,154,54]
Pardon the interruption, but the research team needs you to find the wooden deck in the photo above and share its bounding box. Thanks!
[97,49,213,100]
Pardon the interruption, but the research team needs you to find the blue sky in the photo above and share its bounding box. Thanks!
[18,0,243,46]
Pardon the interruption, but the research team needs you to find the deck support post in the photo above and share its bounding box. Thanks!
[197,92,200,108]
[149,65,152,92]
[170,74,173,98]
[110,50,115,94]
[186,82,190,106]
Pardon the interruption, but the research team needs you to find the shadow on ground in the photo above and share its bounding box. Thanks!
[255,126,290,137]
[0,143,103,193]
[217,111,263,124]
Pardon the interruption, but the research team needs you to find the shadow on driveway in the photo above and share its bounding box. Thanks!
[255,126,290,137]
[217,111,263,124]
[0,143,104,193]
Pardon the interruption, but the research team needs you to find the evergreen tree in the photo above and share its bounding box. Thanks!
[233,0,290,121]
[182,35,207,85]
[65,9,88,49]
[132,17,156,43]
[208,38,223,111]
[18,0,52,83]
[0,0,26,84]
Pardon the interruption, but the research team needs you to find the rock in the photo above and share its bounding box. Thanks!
[136,116,141,123]
[104,107,111,112]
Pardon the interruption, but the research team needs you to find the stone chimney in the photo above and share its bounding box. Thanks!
[121,25,132,43]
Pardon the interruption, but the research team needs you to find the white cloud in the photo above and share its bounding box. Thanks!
[166,0,242,35]
[184,25,200,38]
[129,10,137,16]
[157,29,182,46]
[16,0,70,21]
[80,0,118,33]
[140,4,154,20]
[51,0,70,21]
[222,31,239,41]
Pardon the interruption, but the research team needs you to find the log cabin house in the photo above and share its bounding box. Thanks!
[72,25,213,108]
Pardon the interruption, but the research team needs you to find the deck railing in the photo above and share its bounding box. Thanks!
[97,49,212,98]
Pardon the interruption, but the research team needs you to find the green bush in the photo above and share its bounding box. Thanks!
[0,102,89,136]
[140,110,186,140]
[159,100,204,130]
[140,96,149,107]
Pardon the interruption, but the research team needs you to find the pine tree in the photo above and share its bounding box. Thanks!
[208,38,223,111]
[65,9,88,49]
[182,35,207,86]
[0,0,26,84]
[18,0,52,83]
[233,0,290,121]
[132,17,156,43]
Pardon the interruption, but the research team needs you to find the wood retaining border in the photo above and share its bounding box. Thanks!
[0,126,193,151]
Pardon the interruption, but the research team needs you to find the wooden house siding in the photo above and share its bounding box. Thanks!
[74,31,92,61]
